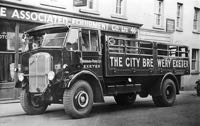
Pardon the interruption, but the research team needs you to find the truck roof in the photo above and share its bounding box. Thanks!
[26,23,69,33]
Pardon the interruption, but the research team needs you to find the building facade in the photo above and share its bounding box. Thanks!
[0,0,199,100]
[131,0,200,90]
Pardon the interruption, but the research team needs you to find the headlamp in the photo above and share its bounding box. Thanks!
[128,78,132,82]
[47,71,55,81]
[18,73,24,81]
[63,64,68,69]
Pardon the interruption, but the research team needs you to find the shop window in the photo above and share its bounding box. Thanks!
[154,0,164,29]
[0,21,15,82]
[0,22,15,51]
[191,49,199,73]
[0,32,7,51]
[176,3,183,31]
[81,29,99,51]
[0,53,15,83]
[0,20,39,83]
[193,8,200,32]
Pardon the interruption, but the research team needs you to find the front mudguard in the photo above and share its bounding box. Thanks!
[63,70,105,103]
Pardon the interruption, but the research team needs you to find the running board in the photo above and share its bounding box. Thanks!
[107,84,141,95]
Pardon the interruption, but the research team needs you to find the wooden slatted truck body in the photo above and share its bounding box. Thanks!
[15,23,190,118]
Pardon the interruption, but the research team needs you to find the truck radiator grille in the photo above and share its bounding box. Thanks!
[29,52,52,93]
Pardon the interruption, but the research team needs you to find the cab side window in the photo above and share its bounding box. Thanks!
[81,29,90,51]
[66,28,79,50]
[91,30,99,51]
[81,29,99,51]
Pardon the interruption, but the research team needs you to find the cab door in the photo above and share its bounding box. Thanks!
[80,29,102,76]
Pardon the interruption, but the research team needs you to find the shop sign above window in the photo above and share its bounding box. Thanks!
[0,7,6,17]
[74,0,87,7]
[0,6,139,34]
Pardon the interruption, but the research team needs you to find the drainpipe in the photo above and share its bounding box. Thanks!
[14,23,20,98]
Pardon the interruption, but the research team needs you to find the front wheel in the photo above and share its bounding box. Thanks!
[20,90,48,115]
[152,79,176,107]
[63,80,93,118]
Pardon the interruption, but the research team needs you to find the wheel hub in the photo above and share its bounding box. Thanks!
[75,91,89,108]
[31,95,41,107]
[80,96,86,103]
[166,86,173,99]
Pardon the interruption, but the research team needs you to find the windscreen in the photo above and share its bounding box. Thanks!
[42,32,66,47]
[22,27,68,52]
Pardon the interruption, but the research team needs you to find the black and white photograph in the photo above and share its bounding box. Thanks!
[0,0,200,126]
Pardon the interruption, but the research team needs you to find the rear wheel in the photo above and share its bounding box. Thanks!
[63,80,93,118]
[152,79,176,107]
[114,93,137,105]
[20,90,48,115]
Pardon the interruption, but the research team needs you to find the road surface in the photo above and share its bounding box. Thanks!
[0,91,199,126]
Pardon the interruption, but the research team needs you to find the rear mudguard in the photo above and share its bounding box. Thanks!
[151,72,179,96]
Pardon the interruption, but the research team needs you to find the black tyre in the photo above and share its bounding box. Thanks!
[20,90,48,115]
[152,79,176,107]
[197,83,200,96]
[114,93,137,105]
[63,80,93,118]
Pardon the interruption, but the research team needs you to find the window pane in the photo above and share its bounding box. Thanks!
[194,8,199,30]
[192,49,197,59]
[156,15,161,25]
[42,32,66,47]
[66,29,79,50]
[81,29,90,51]
[194,21,198,30]
[158,1,162,13]
[192,49,199,71]
[90,30,99,51]
[116,0,124,14]
[177,3,183,28]
[155,0,163,26]
[0,21,15,51]
[192,60,196,70]
[88,0,93,9]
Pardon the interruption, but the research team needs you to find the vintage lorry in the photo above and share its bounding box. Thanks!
[15,23,190,118]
